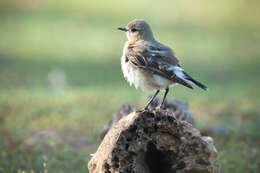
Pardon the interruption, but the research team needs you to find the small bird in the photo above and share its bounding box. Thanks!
[118,19,208,111]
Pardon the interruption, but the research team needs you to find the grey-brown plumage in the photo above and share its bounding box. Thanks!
[118,19,208,111]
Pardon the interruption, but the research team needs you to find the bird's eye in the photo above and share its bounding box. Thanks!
[131,28,137,32]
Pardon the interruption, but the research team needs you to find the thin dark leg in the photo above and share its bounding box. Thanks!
[139,89,160,111]
[160,88,169,109]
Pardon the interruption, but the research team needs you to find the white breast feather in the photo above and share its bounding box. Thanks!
[121,55,140,89]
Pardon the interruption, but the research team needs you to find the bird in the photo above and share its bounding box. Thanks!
[118,19,208,111]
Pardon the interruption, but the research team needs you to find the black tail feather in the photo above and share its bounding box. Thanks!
[183,72,208,91]
[173,75,194,90]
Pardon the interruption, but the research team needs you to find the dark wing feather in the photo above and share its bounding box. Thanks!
[126,47,194,89]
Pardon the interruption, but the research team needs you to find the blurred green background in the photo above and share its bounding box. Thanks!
[0,0,259,172]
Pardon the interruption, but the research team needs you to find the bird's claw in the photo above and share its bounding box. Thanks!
[136,107,149,113]
[159,104,166,110]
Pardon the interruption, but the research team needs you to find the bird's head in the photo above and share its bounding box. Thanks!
[118,19,154,42]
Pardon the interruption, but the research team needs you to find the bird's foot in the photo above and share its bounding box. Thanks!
[136,107,149,113]
[159,103,166,110]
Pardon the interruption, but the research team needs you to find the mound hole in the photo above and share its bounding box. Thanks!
[145,142,171,173]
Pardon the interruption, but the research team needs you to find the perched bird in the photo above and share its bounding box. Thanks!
[118,19,208,111]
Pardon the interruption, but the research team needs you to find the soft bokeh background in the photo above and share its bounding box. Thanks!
[0,0,259,172]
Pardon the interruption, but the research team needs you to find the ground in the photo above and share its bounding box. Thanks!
[0,0,260,173]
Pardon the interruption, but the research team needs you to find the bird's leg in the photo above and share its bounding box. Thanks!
[160,88,169,109]
[138,89,160,112]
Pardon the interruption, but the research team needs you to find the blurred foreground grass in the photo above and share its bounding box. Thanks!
[0,0,260,172]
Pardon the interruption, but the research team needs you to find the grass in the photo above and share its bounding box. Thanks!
[0,0,260,172]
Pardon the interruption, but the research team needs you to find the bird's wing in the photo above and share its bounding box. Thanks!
[126,45,194,89]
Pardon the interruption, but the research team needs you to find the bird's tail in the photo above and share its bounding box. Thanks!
[183,72,208,91]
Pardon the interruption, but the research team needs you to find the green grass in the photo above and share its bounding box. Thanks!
[0,0,260,172]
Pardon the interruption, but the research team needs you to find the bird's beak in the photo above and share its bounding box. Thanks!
[117,27,128,32]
